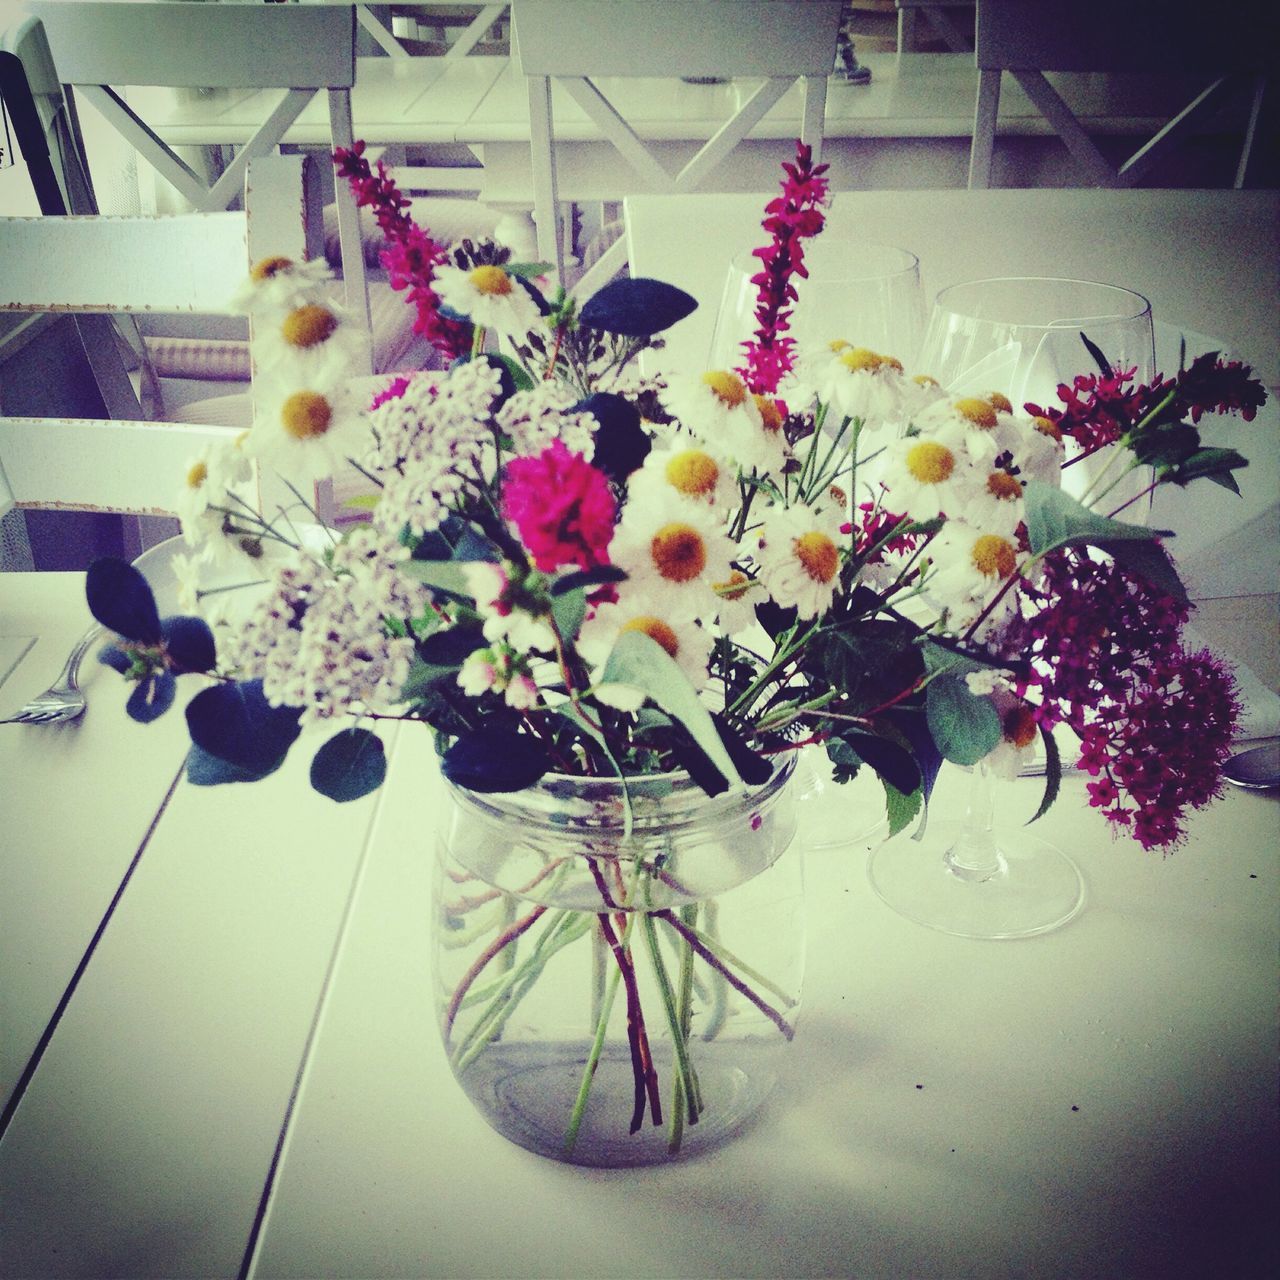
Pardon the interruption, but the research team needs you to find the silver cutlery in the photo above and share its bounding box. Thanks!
[0,624,101,726]
[1223,741,1280,791]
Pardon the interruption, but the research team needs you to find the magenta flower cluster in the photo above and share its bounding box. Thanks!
[736,142,830,397]
[500,441,616,573]
[333,142,472,361]
[1016,549,1241,849]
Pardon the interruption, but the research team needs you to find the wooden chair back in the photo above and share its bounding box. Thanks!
[969,0,1271,189]
[28,0,371,354]
[510,0,843,293]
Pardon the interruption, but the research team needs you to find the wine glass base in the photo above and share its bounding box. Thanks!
[867,820,1085,940]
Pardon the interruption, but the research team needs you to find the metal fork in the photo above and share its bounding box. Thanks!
[0,624,102,726]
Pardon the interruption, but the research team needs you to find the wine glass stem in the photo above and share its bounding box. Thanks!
[943,763,1002,881]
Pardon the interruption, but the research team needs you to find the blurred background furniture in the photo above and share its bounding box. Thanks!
[510,0,844,292]
[969,0,1273,189]
[896,0,974,53]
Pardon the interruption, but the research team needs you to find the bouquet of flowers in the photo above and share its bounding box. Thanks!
[88,142,1265,853]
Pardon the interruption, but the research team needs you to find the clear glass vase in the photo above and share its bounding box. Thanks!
[432,757,804,1167]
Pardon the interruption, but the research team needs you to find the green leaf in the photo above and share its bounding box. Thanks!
[920,639,1001,680]
[1098,538,1189,606]
[1026,724,1061,826]
[883,781,922,838]
[1080,331,1113,377]
[342,493,381,511]
[550,587,586,642]
[578,277,697,337]
[600,630,741,787]
[442,728,552,792]
[504,261,554,280]
[310,727,387,802]
[1167,446,1248,488]
[487,351,536,393]
[1129,423,1201,469]
[86,558,161,644]
[924,674,1000,765]
[400,559,479,598]
[1023,481,1170,557]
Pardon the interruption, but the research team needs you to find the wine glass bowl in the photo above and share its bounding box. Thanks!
[708,239,927,374]
[917,276,1156,408]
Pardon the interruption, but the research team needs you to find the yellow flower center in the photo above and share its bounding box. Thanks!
[753,394,785,434]
[185,460,208,490]
[839,347,882,373]
[282,304,338,349]
[881,354,904,373]
[913,374,940,389]
[828,339,850,353]
[828,484,848,507]
[233,430,250,450]
[713,569,753,601]
[1002,704,1038,749]
[986,470,1023,501]
[701,370,748,408]
[986,391,1013,413]
[1032,414,1063,442]
[905,440,956,484]
[620,615,680,658]
[249,255,294,281]
[794,531,839,584]
[468,265,512,296]
[971,533,1017,579]
[650,522,707,582]
[954,397,998,429]
[281,391,333,440]
[664,449,720,498]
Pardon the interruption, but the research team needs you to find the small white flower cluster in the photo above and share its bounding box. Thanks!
[366,362,503,538]
[497,382,597,460]
[229,527,429,726]
[457,642,540,710]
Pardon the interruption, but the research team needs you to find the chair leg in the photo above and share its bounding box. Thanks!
[969,68,1001,188]
[526,74,564,285]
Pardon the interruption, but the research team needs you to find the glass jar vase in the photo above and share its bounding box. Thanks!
[432,757,804,1168]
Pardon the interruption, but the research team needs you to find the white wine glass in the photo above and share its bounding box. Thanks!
[708,239,927,374]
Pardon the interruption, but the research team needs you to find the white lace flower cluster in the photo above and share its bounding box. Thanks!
[366,362,503,538]
[496,382,598,460]
[229,527,429,726]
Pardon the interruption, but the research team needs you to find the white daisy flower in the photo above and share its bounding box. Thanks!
[900,372,949,422]
[1006,414,1066,487]
[755,501,845,621]
[609,489,736,621]
[877,421,983,522]
[580,596,714,706]
[925,519,1024,609]
[175,436,255,559]
[433,263,542,337]
[252,298,370,384]
[246,378,370,485]
[727,393,789,478]
[914,395,1009,462]
[658,370,765,461]
[983,692,1040,779]
[962,463,1026,535]
[233,255,333,314]
[626,439,739,512]
[708,567,765,635]
[798,343,906,425]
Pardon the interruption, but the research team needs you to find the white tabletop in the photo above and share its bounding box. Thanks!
[1,560,1277,1277]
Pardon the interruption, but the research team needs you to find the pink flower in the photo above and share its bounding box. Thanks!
[501,441,616,573]
[736,141,829,395]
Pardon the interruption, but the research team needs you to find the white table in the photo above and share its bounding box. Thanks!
[1,558,1278,1278]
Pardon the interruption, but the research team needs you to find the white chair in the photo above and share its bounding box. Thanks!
[28,0,373,361]
[896,1,974,54]
[968,0,1271,190]
[511,0,843,295]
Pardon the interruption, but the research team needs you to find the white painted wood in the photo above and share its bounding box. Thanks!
[0,212,248,313]
[559,78,673,190]
[29,1,358,90]
[512,0,842,78]
[0,417,243,514]
[356,3,412,61]
[525,72,560,269]
[445,2,507,59]
[673,77,793,192]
